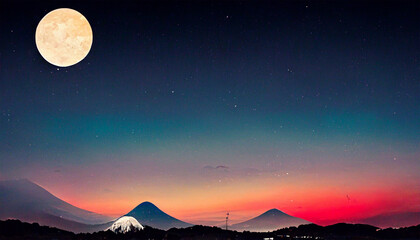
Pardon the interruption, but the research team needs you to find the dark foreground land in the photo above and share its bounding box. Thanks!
[1,220,419,240]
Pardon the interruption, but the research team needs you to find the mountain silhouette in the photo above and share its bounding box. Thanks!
[360,211,420,228]
[231,208,310,232]
[125,201,192,230]
[0,179,113,232]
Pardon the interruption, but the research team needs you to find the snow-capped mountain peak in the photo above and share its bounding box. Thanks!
[106,216,144,233]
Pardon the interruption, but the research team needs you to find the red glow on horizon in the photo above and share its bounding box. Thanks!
[56,184,419,226]
[31,153,420,227]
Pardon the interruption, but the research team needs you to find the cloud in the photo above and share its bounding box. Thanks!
[202,165,230,172]
[201,165,232,184]
[216,165,229,170]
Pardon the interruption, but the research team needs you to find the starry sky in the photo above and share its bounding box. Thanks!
[1,0,419,226]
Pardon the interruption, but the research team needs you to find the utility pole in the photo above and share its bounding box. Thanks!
[226,212,229,230]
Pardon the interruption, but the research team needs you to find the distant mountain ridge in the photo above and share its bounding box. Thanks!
[0,179,113,232]
[125,201,192,230]
[231,208,311,232]
[360,211,420,228]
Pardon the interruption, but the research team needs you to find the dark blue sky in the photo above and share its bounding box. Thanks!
[0,0,419,225]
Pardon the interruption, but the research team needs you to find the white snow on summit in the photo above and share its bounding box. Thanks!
[106,216,144,233]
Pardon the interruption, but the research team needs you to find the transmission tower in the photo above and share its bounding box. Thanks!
[225,212,229,230]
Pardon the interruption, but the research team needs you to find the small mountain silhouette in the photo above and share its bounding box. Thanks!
[231,208,310,232]
[125,201,192,230]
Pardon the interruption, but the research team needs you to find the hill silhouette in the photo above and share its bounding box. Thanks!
[2,219,420,240]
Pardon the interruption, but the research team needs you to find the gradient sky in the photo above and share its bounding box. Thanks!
[1,0,419,227]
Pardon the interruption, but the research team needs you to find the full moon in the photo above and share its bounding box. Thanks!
[35,8,93,67]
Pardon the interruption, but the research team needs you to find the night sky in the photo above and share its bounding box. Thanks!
[1,0,419,226]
